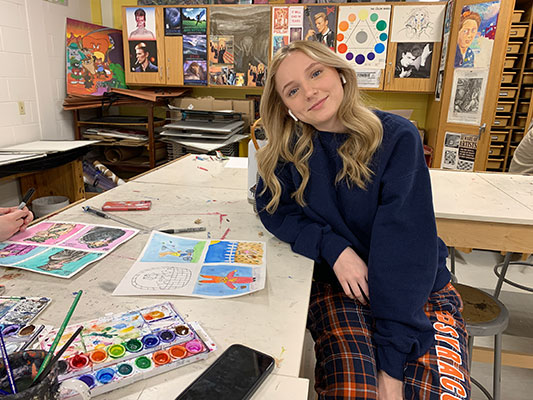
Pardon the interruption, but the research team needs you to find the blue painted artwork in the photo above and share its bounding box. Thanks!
[204,240,238,263]
[141,232,206,263]
[12,248,102,278]
[193,265,254,297]
[0,243,47,265]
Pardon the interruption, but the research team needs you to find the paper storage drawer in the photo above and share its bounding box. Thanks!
[486,158,504,169]
[510,145,517,156]
[517,102,530,113]
[488,145,504,156]
[522,72,533,84]
[501,71,516,84]
[492,115,511,127]
[499,87,517,98]
[516,115,528,127]
[490,131,509,142]
[495,102,513,113]
[504,56,518,68]
[522,87,533,99]
[511,10,524,23]
[526,57,533,69]
[512,131,524,142]
[507,42,522,53]
[508,26,527,38]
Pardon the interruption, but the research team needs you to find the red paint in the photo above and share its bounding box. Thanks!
[221,228,230,240]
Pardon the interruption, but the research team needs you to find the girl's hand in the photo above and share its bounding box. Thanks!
[332,247,369,305]
[378,370,403,400]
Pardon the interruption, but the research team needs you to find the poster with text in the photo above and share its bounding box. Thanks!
[441,132,479,171]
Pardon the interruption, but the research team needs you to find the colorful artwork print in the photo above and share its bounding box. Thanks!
[454,1,500,69]
[184,35,207,58]
[182,8,207,34]
[304,5,336,50]
[273,7,289,35]
[184,60,207,85]
[126,7,156,41]
[395,42,433,79]
[391,4,446,43]
[11,248,102,278]
[273,35,288,56]
[61,226,135,252]
[0,243,46,265]
[337,5,391,69]
[113,232,266,299]
[140,232,206,263]
[1,221,138,278]
[10,222,85,245]
[209,35,235,66]
[128,40,158,73]
[210,6,269,87]
[66,18,127,96]
[204,240,264,265]
[164,7,182,36]
[194,265,255,296]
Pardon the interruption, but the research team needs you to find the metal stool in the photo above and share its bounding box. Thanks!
[453,283,509,400]
[494,252,533,298]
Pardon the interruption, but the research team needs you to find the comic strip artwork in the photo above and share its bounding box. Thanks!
[125,7,158,73]
[113,232,266,298]
[337,5,391,70]
[66,19,127,96]
[0,221,138,279]
[210,6,269,87]
[454,1,500,69]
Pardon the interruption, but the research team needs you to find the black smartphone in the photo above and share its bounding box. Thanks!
[175,344,275,400]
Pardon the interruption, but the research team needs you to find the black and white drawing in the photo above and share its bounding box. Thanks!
[447,68,488,125]
[395,42,433,78]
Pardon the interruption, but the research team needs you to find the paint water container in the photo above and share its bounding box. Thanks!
[32,196,70,218]
[247,133,266,205]
[0,350,59,399]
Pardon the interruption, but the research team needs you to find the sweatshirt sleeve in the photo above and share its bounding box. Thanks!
[369,124,438,380]
[255,163,351,267]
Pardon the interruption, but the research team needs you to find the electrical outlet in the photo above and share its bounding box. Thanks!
[18,101,26,115]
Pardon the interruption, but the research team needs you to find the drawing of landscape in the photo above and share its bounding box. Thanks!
[140,232,206,263]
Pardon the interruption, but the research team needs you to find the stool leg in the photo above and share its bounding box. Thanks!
[494,252,512,299]
[449,246,456,274]
[493,333,502,400]
[468,335,474,371]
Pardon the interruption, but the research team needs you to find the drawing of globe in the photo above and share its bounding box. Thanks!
[132,266,192,291]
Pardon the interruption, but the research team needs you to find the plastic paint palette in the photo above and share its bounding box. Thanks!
[38,302,214,398]
[0,323,44,354]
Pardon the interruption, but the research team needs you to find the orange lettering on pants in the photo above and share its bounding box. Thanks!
[436,310,456,326]
[440,376,467,398]
[433,322,459,338]
[441,394,461,400]
[435,334,461,352]
[438,359,465,381]
[436,345,462,364]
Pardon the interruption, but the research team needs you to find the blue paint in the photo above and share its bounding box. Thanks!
[141,334,160,349]
[96,368,115,384]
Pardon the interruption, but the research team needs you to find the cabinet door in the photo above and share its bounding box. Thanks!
[429,0,513,171]
[123,6,167,85]
[384,2,446,92]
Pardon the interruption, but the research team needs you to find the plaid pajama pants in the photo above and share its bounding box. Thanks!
[307,281,471,400]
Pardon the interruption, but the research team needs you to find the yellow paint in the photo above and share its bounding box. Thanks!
[120,326,135,333]
[113,0,138,30]
[90,0,102,25]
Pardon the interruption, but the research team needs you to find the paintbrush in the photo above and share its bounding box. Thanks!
[18,325,45,353]
[30,326,83,388]
[32,290,83,384]
[0,329,18,394]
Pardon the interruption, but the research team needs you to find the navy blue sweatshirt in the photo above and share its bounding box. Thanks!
[256,111,450,380]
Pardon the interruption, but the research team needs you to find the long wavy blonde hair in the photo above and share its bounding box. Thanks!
[257,41,383,213]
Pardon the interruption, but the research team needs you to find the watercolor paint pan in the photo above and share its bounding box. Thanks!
[0,323,44,354]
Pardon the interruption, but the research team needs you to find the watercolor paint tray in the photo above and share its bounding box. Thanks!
[0,296,51,354]
[37,302,215,398]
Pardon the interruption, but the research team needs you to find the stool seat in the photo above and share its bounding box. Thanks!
[454,283,509,336]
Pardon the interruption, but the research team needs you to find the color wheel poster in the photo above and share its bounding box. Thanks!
[336,5,391,71]
[113,231,266,298]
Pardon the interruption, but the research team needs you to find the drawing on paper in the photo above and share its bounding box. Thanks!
[337,5,390,69]
[194,265,255,296]
[61,226,133,252]
[0,243,46,265]
[204,240,264,265]
[447,69,488,126]
[395,42,433,78]
[131,266,193,291]
[11,222,84,245]
[391,4,446,43]
[140,232,206,263]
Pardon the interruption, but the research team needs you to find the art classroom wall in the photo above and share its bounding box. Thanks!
[0,0,91,204]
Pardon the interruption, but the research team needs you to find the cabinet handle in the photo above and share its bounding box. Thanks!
[510,30,517,36]
[478,123,486,137]
[496,106,504,111]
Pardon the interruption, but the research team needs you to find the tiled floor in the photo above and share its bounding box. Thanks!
[300,249,533,400]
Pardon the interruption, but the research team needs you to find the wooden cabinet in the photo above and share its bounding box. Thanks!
[426,0,515,171]
[72,100,168,174]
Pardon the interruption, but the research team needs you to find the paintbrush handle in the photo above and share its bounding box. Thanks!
[33,290,83,383]
[0,331,17,394]
[18,325,45,353]
[31,326,83,388]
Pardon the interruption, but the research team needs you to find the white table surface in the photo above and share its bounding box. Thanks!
[1,155,313,399]
[430,169,533,225]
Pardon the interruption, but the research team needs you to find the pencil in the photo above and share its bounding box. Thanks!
[159,227,206,234]
[32,290,83,383]
[0,330,18,394]
[30,326,83,388]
